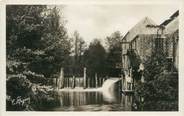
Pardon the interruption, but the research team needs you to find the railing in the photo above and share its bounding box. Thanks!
[127,49,141,70]
[121,49,142,92]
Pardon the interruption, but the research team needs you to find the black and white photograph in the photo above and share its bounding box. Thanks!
[1,0,182,113]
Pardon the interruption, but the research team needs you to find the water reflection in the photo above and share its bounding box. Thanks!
[57,92,103,106]
[50,90,132,111]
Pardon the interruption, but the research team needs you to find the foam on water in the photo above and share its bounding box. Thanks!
[59,78,121,92]
[59,87,101,92]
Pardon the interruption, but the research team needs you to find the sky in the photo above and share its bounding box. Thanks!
[58,4,178,44]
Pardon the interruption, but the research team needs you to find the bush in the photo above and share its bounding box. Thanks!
[134,53,178,111]
[134,70,178,111]
[6,76,60,111]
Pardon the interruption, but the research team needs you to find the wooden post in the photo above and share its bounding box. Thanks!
[67,78,69,88]
[99,78,102,87]
[95,73,98,88]
[83,67,87,89]
[69,77,71,88]
[66,78,68,88]
[88,78,90,88]
[72,76,75,88]
[59,68,64,89]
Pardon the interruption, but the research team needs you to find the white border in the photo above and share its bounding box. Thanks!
[0,0,183,116]
[1,0,181,5]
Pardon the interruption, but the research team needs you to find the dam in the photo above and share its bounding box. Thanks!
[47,77,132,111]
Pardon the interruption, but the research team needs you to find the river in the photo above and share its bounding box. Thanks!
[47,87,132,111]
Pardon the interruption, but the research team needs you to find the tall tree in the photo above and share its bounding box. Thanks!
[105,31,122,77]
[6,6,71,78]
[83,39,107,77]
[73,31,87,65]
[6,5,71,110]
[67,31,87,76]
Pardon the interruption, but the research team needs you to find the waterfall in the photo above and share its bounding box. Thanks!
[60,77,122,103]
[101,78,121,91]
[100,78,121,102]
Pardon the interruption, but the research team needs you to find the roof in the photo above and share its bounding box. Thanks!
[170,10,179,19]
[161,10,179,26]
[164,16,179,34]
[163,10,179,34]
[123,17,158,42]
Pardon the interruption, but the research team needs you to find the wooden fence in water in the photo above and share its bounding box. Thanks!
[53,67,107,89]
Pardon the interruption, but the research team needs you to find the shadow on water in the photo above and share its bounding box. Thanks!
[48,91,132,111]
[45,78,133,111]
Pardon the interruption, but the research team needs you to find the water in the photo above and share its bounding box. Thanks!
[48,88,132,111]
[47,78,132,111]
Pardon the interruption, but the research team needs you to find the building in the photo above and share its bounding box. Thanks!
[121,11,179,91]
[162,11,179,70]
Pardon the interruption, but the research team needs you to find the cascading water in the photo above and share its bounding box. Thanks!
[101,78,121,91]
[61,77,121,92]
[100,78,122,102]
[50,77,131,111]
[60,78,122,103]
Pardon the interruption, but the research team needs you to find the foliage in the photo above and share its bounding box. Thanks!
[134,54,178,111]
[66,31,87,76]
[6,5,71,110]
[7,75,31,98]
[127,49,142,81]
[6,77,60,111]
[6,5,71,78]
[83,39,107,77]
[105,31,122,50]
[105,31,122,77]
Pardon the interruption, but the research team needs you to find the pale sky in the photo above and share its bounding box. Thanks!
[58,4,178,44]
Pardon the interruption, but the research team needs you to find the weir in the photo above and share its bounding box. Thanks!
[55,67,123,93]
[101,78,122,102]
[59,77,122,103]
[62,77,105,88]
[101,78,122,92]
[60,77,122,93]
[55,67,106,89]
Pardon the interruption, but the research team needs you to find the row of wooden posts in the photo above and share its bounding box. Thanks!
[53,67,107,89]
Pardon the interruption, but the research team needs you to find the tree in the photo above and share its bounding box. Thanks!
[6,5,71,110]
[134,53,178,111]
[105,31,122,77]
[83,39,107,77]
[65,31,87,76]
[105,31,122,50]
[7,5,71,78]
[73,31,87,65]
[33,7,71,77]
